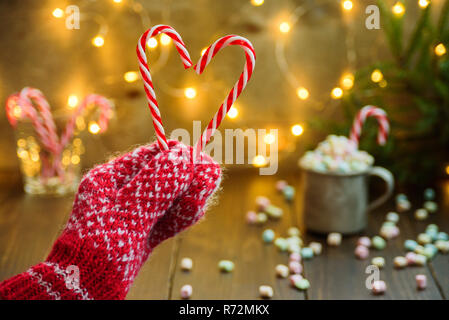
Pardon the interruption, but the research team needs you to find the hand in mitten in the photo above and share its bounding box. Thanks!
[0,141,221,300]
[147,141,221,254]
[84,140,221,260]
[83,140,221,259]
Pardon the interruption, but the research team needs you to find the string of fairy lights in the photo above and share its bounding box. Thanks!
[49,0,447,168]
[276,0,445,100]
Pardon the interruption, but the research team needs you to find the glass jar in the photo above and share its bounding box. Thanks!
[14,121,84,196]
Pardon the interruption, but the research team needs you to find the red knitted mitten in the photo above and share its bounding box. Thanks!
[147,144,221,254]
[0,140,221,300]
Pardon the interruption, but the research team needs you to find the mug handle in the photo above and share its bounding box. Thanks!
[367,166,394,211]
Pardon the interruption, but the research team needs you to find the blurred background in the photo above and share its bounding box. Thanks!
[1,0,448,189]
[1,0,449,301]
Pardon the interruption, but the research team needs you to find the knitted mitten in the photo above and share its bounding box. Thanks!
[0,140,221,300]
[147,145,221,254]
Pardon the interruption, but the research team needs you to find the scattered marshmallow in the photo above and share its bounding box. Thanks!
[435,240,449,253]
[289,274,303,287]
[404,239,418,251]
[218,260,235,273]
[417,233,432,245]
[414,209,428,221]
[180,284,193,299]
[287,235,303,247]
[380,225,400,240]
[294,278,310,290]
[395,193,407,202]
[262,229,275,243]
[289,261,303,274]
[414,254,427,266]
[287,242,301,254]
[423,244,437,259]
[274,238,289,252]
[327,233,342,246]
[180,257,193,271]
[357,236,371,248]
[371,257,385,268]
[309,242,322,255]
[435,232,446,241]
[426,228,438,241]
[259,285,274,299]
[282,185,295,201]
[423,201,438,213]
[246,211,258,224]
[386,212,399,223]
[393,256,408,269]
[414,245,426,255]
[372,236,386,250]
[275,180,288,192]
[301,247,314,260]
[396,199,411,212]
[416,274,427,290]
[265,205,283,219]
[255,196,270,211]
[256,212,268,224]
[382,221,395,228]
[355,245,369,260]
[289,252,301,262]
[405,252,417,265]
[423,188,435,201]
[275,264,289,278]
[372,280,386,295]
[437,232,448,241]
[287,227,301,237]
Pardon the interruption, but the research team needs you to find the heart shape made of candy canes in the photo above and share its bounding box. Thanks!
[137,24,256,158]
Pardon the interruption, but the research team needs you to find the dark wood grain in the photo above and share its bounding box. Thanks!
[171,171,306,300]
[126,239,176,300]
[429,253,449,300]
[0,192,174,300]
[0,194,72,281]
[422,182,449,300]
[0,173,447,300]
[300,182,444,300]
[375,206,443,300]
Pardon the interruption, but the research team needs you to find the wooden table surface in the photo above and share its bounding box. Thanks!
[0,170,448,300]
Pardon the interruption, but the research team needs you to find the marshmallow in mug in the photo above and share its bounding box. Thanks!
[299,135,374,174]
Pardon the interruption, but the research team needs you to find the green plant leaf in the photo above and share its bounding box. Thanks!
[404,5,431,66]
[438,0,449,37]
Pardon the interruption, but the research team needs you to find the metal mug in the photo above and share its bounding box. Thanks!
[301,166,394,234]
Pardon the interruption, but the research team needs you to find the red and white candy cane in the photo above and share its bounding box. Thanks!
[6,89,112,179]
[193,35,256,158]
[5,90,59,154]
[20,87,60,153]
[59,94,113,151]
[349,105,389,147]
[137,24,192,150]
